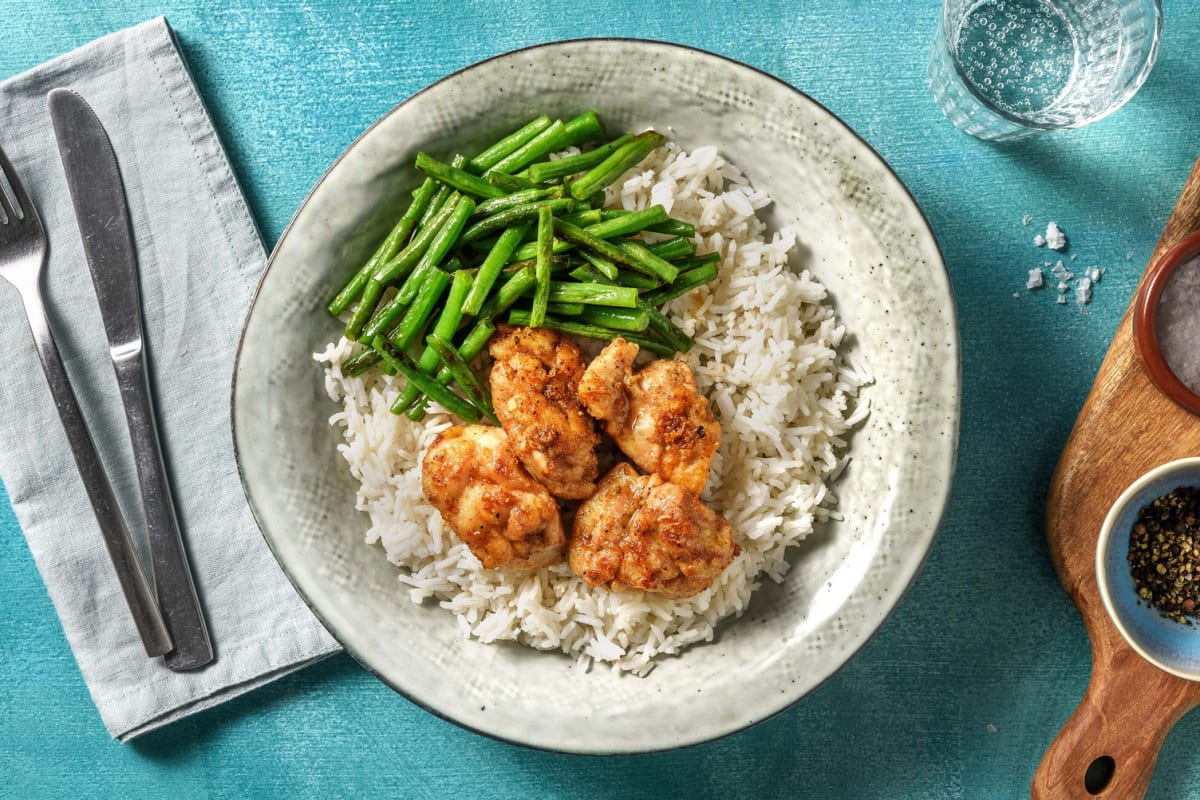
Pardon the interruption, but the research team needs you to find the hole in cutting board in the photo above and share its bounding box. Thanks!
[1084,755,1116,794]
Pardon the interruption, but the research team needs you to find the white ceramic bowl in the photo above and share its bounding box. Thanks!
[232,39,960,753]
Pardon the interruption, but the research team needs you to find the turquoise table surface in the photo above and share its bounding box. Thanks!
[3,1,1200,798]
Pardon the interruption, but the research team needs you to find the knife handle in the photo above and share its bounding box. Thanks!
[16,281,172,657]
[112,351,213,671]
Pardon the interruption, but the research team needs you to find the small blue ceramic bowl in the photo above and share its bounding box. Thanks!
[1097,457,1200,681]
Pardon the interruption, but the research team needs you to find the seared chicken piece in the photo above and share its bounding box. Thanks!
[421,425,564,569]
[577,337,719,495]
[488,325,599,499]
[569,463,737,598]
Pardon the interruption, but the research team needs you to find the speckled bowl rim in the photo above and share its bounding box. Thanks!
[232,37,959,753]
[1096,457,1200,682]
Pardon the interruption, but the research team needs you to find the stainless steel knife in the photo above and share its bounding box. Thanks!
[49,88,213,671]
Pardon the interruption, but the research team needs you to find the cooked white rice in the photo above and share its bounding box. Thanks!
[314,142,869,674]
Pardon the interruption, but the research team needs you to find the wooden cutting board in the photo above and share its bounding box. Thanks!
[1031,157,1200,799]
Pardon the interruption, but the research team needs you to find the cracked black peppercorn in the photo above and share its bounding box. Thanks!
[1127,485,1200,624]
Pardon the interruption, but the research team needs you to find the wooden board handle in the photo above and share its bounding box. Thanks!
[1032,648,1197,798]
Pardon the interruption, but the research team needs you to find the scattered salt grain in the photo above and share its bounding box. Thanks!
[1075,277,1093,305]
[1022,214,1033,226]
[1034,234,1046,247]
[1088,267,1103,283]
[1045,222,1067,250]
[1057,295,1067,305]
[1026,268,1044,289]
[1056,281,1069,293]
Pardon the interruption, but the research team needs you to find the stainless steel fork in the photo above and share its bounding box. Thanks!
[0,144,172,657]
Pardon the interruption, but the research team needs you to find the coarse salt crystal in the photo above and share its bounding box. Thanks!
[1026,268,1044,289]
[1056,294,1067,304]
[1075,277,1093,304]
[1088,267,1103,282]
[1034,234,1046,247]
[1057,281,1069,293]
[1045,222,1067,250]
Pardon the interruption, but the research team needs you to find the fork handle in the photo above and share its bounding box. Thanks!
[112,351,213,671]
[18,284,173,657]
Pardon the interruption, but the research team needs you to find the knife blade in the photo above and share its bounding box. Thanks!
[49,87,213,671]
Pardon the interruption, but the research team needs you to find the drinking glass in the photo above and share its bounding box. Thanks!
[928,0,1162,141]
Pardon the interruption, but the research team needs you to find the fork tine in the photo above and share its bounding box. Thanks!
[0,145,26,222]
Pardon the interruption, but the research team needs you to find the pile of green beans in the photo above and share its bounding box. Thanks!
[326,110,720,422]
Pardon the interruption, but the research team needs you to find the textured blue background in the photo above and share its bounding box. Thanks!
[3,1,1199,798]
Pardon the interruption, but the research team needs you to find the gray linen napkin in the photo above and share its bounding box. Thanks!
[0,17,339,740]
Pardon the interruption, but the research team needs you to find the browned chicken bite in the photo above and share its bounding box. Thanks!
[421,424,564,569]
[577,337,719,495]
[569,463,737,598]
[488,325,600,499]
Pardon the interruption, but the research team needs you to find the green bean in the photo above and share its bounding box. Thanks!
[615,270,660,290]
[568,131,666,200]
[644,304,693,353]
[668,252,722,273]
[568,263,658,291]
[415,152,506,199]
[342,347,382,377]
[579,305,651,332]
[409,319,500,420]
[582,205,669,240]
[641,262,719,306]
[578,249,620,280]
[547,281,639,308]
[476,265,537,320]
[426,333,496,421]
[389,267,452,351]
[393,194,475,306]
[506,309,676,357]
[505,254,572,275]
[357,194,465,340]
[507,209,658,263]
[375,337,483,421]
[489,119,567,176]
[372,191,461,284]
[468,115,552,173]
[327,177,437,316]
[524,134,633,183]
[345,193,460,340]
[644,236,695,261]
[552,219,679,284]
[558,208,604,227]
[568,264,610,285]
[462,224,528,316]
[601,208,696,239]
[560,109,605,148]
[531,205,553,327]
[545,301,586,316]
[485,171,536,192]
[390,271,473,414]
[417,155,466,229]
[472,185,563,218]
[460,198,577,243]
